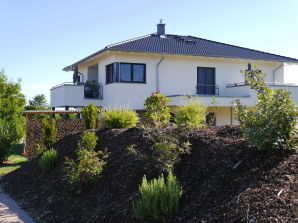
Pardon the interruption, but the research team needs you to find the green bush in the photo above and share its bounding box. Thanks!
[36,144,46,156]
[43,119,57,149]
[64,131,107,185]
[82,102,99,129]
[79,131,98,151]
[0,120,19,163]
[234,66,297,150]
[38,149,58,172]
[174,100,206,129]
[146,127,191,172]
[144,92,171,126]
[133,171,182,221]
[0,70,26,164]
[100,108,139,129]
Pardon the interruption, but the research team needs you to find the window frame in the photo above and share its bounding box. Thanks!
[120,62,146,83]
[106,62,146,84]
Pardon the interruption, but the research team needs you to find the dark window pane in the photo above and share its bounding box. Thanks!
[197,67,215,95]
[133,64,145,82]
[120,64,132,82]
[106,64,114,83]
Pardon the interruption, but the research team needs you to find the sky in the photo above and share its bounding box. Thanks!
[0,0,298,104]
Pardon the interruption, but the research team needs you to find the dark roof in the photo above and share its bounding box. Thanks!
[64,34,298,70]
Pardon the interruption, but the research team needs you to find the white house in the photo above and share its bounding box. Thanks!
[50,22,298,126]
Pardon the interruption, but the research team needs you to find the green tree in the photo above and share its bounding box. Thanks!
[25,94,49,110]
[234,66,297,150]
[0,69,26,163]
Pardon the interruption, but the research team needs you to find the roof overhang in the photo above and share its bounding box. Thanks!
[63,49,298,72]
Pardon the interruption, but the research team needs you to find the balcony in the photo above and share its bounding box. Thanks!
[225,82,298,104]
[196,84,219,96]
[50,82,103,108]
[169,82,298,107]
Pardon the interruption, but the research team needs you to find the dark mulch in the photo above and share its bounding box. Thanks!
[0,126,297,223]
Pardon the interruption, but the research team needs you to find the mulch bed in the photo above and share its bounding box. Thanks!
[0,126,297,223]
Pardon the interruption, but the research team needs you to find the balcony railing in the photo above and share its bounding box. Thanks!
[84,83,103,99]
[196,84,219,96]
[51,82,103,99]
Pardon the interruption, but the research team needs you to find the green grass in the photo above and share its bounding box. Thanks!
[0,144,27,177]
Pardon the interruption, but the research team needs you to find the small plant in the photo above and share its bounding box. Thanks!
[38,149,58,172]
[144,91,171,126]
[126,144,137,155]
[234,65,297,150]
[43,119,57,149]
[36,144,46,155]
[145,127,191,172]
[79,131,98,151]
[174,100,206,129]
[100,108,139,129]
[81,102,99,129]
[64,131,107,185]
[133,171,182,221]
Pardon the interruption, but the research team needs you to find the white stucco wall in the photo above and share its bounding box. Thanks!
[284,63,298,84]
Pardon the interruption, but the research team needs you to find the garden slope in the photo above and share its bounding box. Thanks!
[1,126,297,223]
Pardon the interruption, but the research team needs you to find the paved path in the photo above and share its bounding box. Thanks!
[0,189,34,223]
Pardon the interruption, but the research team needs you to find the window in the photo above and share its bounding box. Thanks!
[197,67,216,95]
[106,62,146,84]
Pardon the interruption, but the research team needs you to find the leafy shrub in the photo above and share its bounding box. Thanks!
[38,149,58,172]
[43,119,57,149]
[144,91,171,126]
[146,127,191,172]
[174,100,206,129]
[64,131,107,185]
[0,70,26,158]
[0,120,19,163]
[82,102,99,129]
[100,108,139,129]
[36,144,47,156]
[79,131,98,151]
[133,171,182,221]
[234,66,297,150]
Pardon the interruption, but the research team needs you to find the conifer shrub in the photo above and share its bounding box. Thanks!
[82,102,99,129]
[144,91,171,126]
[100,108,139,129]
[133,171,182,221]
[38,149,58,172]
[234,66,297,150]
[64,131,107,185]
[174,100,206,129]
[43,119,57,149]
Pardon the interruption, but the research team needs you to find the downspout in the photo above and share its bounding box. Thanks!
[273,63,283,84]
[156,55,165,91]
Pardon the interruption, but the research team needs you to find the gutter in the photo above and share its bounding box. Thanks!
[273,63,283,84]
[156,55,165,91]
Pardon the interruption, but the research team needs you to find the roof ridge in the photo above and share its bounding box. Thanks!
[105,34,152,48]
[186,35,298,61]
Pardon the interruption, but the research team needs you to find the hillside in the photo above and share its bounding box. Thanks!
[0,126,297,223]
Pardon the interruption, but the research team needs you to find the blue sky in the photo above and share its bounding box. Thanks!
[1,0,297,103]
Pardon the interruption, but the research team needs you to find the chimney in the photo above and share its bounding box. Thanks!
[156,19,166,35]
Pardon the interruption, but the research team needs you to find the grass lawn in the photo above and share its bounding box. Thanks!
[0,144,27,177]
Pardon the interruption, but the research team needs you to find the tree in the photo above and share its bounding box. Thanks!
[25,94,49,110]
[0,69,26,163]
[234,66,297,150]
